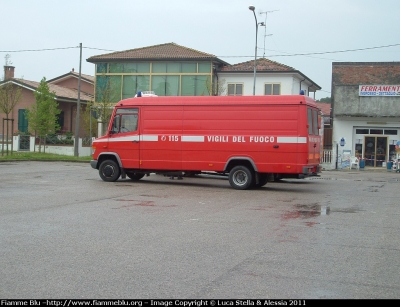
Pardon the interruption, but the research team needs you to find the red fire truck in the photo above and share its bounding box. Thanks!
[90,95,321,190]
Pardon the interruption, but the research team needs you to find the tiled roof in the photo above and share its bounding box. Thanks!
[315,102,331,116]
[71,71,94,83]
[332,62,400,85]
[48,70,94,84]
[87,42,226,63]
[219,58,295,72]
[12,79,93,101]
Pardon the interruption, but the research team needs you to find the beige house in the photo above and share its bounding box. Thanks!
[0,66,94,138]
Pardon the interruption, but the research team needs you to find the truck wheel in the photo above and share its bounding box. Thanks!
[229,166,253,190]
[126,172,145,181]
[254,174,268,188]
[99,160,121,182]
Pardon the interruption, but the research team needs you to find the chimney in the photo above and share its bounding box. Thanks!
[4,66,15,80]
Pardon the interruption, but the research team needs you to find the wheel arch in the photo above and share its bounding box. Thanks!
[96,153,122,169]
[224,157,258,173]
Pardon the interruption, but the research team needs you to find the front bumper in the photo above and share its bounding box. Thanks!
[90,160,98,169]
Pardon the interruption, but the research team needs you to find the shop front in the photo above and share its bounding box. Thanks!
[354,128,398,167]
[332,117,399,170]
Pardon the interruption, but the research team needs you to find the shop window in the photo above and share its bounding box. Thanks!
[356,129,369,134]
[384,130,397,135]
[354,143,362,158]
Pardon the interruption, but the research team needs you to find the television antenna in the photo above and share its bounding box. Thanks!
[259,10,278,57]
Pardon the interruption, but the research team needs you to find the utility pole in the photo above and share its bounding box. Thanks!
[74,43,82,157]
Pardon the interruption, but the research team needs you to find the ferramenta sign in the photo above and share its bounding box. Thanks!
[359,85,400,96]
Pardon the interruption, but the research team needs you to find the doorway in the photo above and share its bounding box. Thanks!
[364,136,387,167]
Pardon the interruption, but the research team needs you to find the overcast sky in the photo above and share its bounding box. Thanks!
[2,0,400,100]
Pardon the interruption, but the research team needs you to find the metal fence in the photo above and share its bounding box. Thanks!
[10,135,92,157]
[321,150,333,163]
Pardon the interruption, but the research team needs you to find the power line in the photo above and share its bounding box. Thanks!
[0,46,79,52]
[0,46,117,53]
[1,43,400,58]
[218,43,400,58]
[83,47,116,52]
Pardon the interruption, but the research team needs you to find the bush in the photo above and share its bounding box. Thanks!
[45,134,73,145]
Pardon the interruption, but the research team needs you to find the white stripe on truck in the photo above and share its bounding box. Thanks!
[103,135,307,144]
[277,137,307,143]
[181,136,205,142]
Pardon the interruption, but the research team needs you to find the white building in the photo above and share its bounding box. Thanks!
[332,62,400,169]
[218,58,320,97]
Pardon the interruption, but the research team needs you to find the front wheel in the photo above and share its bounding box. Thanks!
[229,166,253,190]
[99,160,121,182]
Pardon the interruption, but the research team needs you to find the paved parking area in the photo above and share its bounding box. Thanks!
[1,161,399,299]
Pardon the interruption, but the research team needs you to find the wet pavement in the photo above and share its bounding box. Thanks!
[0,162,399,299]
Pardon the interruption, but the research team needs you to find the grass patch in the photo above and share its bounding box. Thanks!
[0,151,92,162]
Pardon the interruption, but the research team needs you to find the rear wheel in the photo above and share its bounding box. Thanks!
[99,160,121,182]
[126,172,145,181]
[229,166,253,190]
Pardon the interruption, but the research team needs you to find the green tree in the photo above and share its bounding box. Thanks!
[0,82,22,155]
[204,76,226,96]
[95,75,118,136]
[81,100,98,137]
[26,77,61,152]
[317,97,331,103]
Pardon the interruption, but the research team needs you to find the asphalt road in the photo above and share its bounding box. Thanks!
[1,161,399,299]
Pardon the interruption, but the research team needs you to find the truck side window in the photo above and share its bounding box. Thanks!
[307,108,313,135]
[120,114,138,132]
[111,116,120,134]
[112,108,139,134]
[313,109,319,135]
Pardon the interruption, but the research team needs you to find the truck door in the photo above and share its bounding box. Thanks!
[108,108,140,169]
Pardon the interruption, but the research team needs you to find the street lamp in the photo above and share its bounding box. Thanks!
[249,6,264,95]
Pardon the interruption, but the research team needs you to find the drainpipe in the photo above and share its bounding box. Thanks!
[299,78,305,94]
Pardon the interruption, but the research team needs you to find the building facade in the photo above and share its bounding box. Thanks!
[218,58,320,97]
[332,62,400,168]
[0,66,94,138]
[86,43,229,102]
[86,43,321,102]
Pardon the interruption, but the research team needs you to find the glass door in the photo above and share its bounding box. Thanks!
[364,136,387,167]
